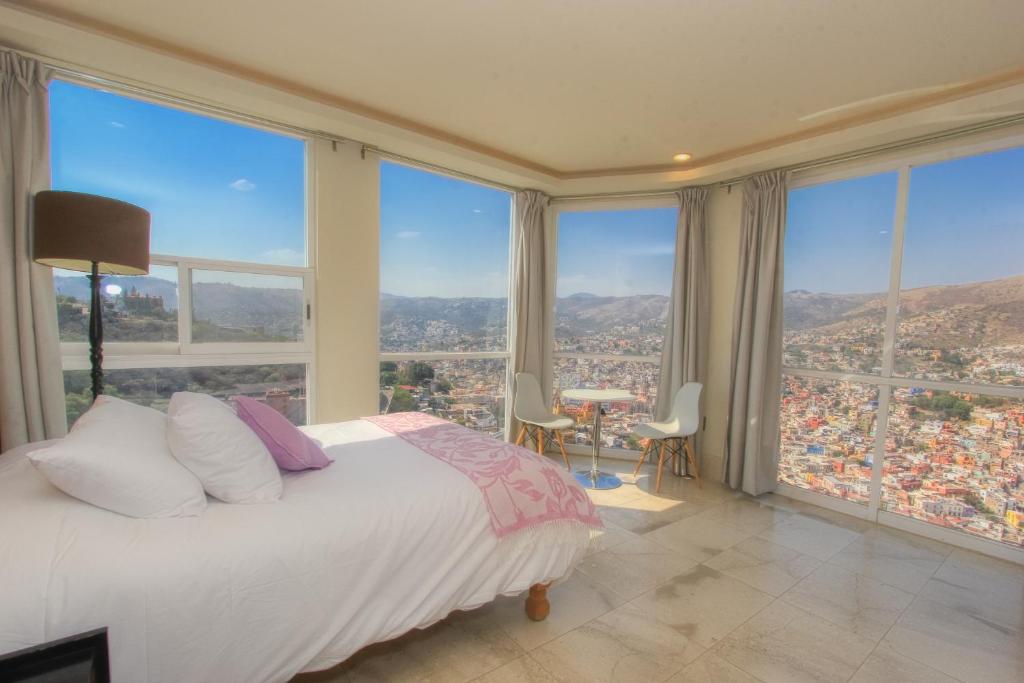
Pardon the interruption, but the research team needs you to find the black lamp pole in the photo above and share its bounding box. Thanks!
[87,260,104,401]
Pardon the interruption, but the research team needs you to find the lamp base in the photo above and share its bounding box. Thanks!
[87,261,103,402]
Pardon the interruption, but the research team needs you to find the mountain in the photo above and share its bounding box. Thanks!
[785,274,1024,348]
[378,293,670,336]
[55,274,180,308]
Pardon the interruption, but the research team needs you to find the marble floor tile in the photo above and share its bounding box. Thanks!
[781,563,914,640]
[586,521,640,556]
[756,513,861,561]
[665,651,760,683]
[715,601,877,683]
[918,548,1024,631]
[704,536,820,596]
[576,537,700,601]
[633,476,738,505]
[474,655,564,683]
[884,595,1024,683]
[629,564,774,648]
[693,497,793,533]
[643,515,753,563]
[481,570,630,651]
[598,497,713,536]
[791,505,875,533]
[848,641,958,683]
[827,527,951,594]
[532,603,705,683]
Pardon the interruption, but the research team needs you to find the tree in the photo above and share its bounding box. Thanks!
[389,388,417,413]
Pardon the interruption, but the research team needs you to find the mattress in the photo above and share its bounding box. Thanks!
[0,419,591,683]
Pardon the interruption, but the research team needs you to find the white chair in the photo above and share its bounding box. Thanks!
[513,372,574,470]
[632,382,703,493]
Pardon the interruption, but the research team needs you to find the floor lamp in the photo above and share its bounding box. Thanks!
[32,191,151,402]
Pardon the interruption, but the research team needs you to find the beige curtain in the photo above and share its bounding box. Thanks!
[655,186,710,474]
[724,171,788,495]
[509,189,554,439]
[0,52,66,452]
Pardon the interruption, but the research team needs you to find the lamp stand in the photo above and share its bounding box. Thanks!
[87,261,104,402]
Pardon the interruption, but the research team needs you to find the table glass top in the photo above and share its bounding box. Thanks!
[561,388,636,402]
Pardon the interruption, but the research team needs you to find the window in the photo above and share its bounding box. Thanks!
[781,144,1024,552]
[50,80,313,425]
[378,162,511,436]
[553,206,677,451]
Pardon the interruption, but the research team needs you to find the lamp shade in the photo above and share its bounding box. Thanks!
[33,191,151,275]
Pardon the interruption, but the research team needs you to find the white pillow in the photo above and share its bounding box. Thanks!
[166,392,282,503]
[26,395,206,518]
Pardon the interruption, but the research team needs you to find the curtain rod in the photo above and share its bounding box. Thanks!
[1,44,524,193]
[6,45,1024,202]
[552,110,1024,202]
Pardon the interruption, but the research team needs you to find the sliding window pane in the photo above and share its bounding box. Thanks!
[54,265,179,343]
[783,173,897,374]
[778,375,878,505]
[379,162,511,352]
[63,364,307,427]
[896,147,1024,387]
[379,358,506,437]
[191,270,304,343]
[883,387,1024,549]
[553,356,660,450]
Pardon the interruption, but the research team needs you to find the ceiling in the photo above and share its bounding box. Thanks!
[9,0,1024,177]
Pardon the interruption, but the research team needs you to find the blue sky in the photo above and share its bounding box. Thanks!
[785,146,1024,294]
[380,161,512,297]
[50,80,306,267]
[556,208,677,297]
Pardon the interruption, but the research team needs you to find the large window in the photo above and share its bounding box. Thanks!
[50,80,313,425]
[378,162,511,437]
[781,144,1024,552]
[553,205,677,451]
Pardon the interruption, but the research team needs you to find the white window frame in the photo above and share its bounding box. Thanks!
[779,130,1024,563]
[376,161,514,438]
[550,195,680,459]
[54,77,317,423]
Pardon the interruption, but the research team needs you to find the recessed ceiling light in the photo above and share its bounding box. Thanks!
[673,152,692,162]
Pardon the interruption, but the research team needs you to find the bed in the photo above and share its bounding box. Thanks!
[0,415,600,683]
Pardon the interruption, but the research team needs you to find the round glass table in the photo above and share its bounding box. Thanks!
[561,388,636,490]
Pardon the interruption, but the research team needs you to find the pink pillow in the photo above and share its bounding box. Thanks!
[234,396,331,471]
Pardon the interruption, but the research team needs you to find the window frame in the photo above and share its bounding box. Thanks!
[53,77,318,424]
[376,160,515,438]
[550,195,680,458]
[780,131,1024,562]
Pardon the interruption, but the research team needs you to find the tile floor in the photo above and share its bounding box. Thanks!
[294,455,1024,683]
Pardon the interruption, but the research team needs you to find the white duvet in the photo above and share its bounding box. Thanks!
[0,419,590,683]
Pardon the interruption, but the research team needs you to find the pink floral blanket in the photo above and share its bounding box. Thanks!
[364,412,602,539]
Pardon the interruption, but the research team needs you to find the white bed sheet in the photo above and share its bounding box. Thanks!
[0,419,590,683]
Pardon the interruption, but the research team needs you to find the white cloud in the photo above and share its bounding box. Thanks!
[395,230,421,239]
[261,248,305,266]
[472,209,483,213]
[624,243,676,256]
[229,178,256,192]
[108,121,125,128]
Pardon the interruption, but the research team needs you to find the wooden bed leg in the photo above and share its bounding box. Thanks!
[525,583,550,621]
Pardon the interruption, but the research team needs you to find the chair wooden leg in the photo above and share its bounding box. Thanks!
[525,583,550,621]
[633,439,652,477]
[655,440,667,493]
[684,436,702,488]
[537,428,545,455]
[554,430,571,470]
[515,425,527,446]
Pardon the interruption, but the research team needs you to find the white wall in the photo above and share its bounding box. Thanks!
[313,140,380,422]
[701,187,743,482]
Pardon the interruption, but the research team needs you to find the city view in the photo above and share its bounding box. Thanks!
[780,151,1024,549]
